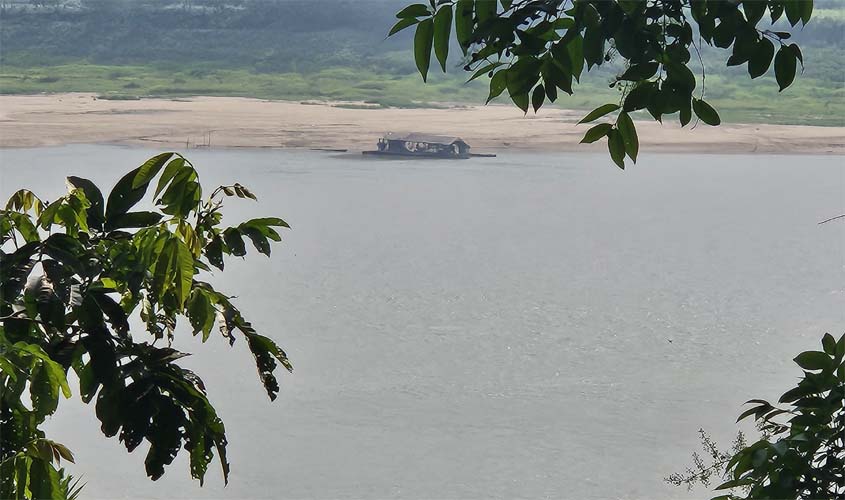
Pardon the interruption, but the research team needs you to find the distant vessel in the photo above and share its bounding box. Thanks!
[363,133,475,159]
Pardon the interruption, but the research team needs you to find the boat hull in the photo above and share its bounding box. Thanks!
[362,150,470,159]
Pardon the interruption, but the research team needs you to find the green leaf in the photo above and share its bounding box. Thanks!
[580,123,613,144]
[743,0,767,24]
[778,385,812,403]
[822,333,836,355]
[616,112,639,162]
[567,35,585,82]
[132,152,175,189]
[79,363,98,403]
[510,92,529,114]
[232,183,257,201]
[223,228,246,257]
[244,218,285,240]
[468,62,504,82]
[487,69,508,103]
[106,167,154,229]
[578,104,620,124]
[396,3,430,18]
[789,43,804,67]
[66,176,105,231]
[5,189,44,215]
[692,98,721,126]
[616,0,637,14]
[50,441,75,463]
[433,5,453,72]
[244,331,293,401]
[31,363,60,417]
[38,199,63,230]
[800,0,813,24]
[93,291,129,335]
[541,57,572,95]
[583,24,605,69]
[153,238,177,300]
[42,233,87,274]
[107,211,164,230]
[715,477,755,490]
[188,290,215,341]
[769,2,785,22]
[506,56,542,97]
[748,38,775,78]
[159,166,201,218]
[679,98,692,127]
[774,45,797,91]
[736,404,770,422]
[388,17,419,36]
[454,0,474,52]
[0,357,18,381]
[240,226,271,256]
[475,0,496,24]
[666,63,696,95]
[20,343,72,400]
[623,81,656,112]
[784,0,802,25]
[607,129,626,169]
[414,19,434,82]
[545,80,558,102]
[154,157,185,199]
[29,458,63,500]
[619,62,659,81]
[205,235,225,270]
[7,212,40,243]
[531,85,545,113]
[174,238,195,307]
[793,350,832,371]
[712,15,737,48]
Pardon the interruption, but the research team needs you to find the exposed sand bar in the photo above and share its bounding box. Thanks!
[1,93,843,154]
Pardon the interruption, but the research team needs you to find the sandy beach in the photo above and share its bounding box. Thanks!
[1,93,843,154]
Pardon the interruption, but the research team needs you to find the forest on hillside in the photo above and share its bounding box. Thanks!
[1,0,843,124]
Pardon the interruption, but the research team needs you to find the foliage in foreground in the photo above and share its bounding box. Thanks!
[670,333,845,499]
[0,153,291,498]
[392,0,814,168]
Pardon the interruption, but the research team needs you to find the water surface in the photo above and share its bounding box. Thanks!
[1,146,843,499]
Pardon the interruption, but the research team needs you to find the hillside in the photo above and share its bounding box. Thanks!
[1,0,843,125]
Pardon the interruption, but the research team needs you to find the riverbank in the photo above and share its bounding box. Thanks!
[1,93,843,154]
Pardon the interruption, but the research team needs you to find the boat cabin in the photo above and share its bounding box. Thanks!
[374,133,471,158]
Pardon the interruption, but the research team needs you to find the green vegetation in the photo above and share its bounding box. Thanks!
[1,154,292,498]
[393,0,841,168]
[0,62,496,108]
[669,333,845,499]
[0,0,841,125]
[1,1,843,499]
[1,59,841,125]
[390,0,845,496]
[714,332,845,498]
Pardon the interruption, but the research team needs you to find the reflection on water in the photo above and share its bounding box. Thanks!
[2,145,843,499]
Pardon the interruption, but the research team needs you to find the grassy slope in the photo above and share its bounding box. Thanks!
[2,61,841,126]
[0,5,842,126]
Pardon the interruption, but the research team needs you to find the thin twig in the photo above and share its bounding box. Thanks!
[818,214,845,225]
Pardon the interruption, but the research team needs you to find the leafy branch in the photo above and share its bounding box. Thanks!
[390,0,812,169]
[1,153,293,497]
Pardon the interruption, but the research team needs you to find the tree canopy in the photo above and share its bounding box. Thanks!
[669,333,845,499]
[1,153,291,498]
[719,332,845,498]
[391,0,815,167]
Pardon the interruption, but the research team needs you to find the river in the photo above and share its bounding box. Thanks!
[1,145,843,499]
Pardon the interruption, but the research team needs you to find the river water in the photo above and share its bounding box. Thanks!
[1,145,843,499]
